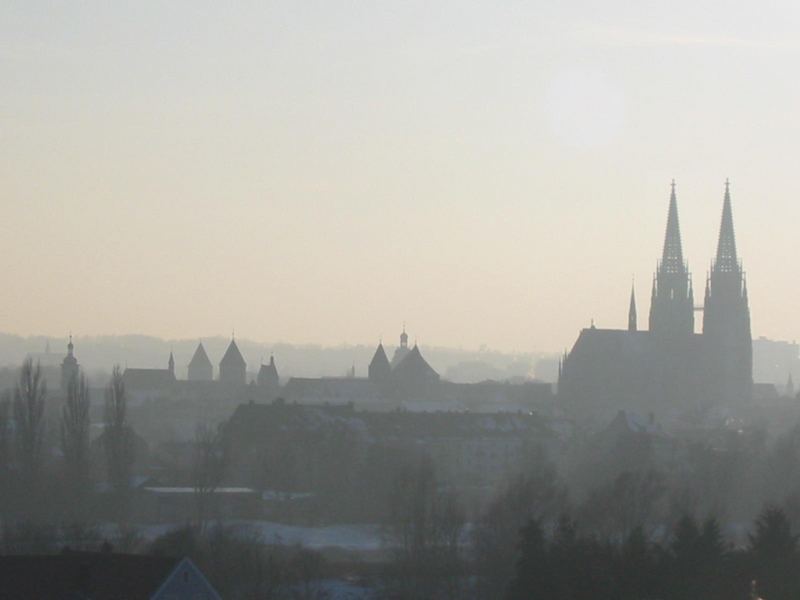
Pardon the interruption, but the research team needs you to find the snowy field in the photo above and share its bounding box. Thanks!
[109,520,387,552]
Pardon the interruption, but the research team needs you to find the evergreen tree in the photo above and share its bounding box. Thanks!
[748,507,800,600]
[506,519,553,600]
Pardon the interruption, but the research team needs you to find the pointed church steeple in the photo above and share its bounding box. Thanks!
[661,179,685,274]
[702,180,752,404]
[628,283,638,332]
[168,351,175,377]
[649,181,694,336]
[714,179,739,273]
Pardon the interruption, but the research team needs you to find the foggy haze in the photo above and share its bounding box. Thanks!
[5,2,800,599]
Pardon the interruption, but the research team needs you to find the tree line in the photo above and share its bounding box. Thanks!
[0,359,136,522]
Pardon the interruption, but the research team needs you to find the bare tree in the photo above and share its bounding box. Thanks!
[104,366,134,496]
[387,456,466,599]
[192,424,229,530]
[13,358,47,492]
[61,372,91,492]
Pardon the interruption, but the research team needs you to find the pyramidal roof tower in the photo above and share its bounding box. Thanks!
[368,342,391,381]
[649,181,694,337]
[219,337,247,386]
[188,342,213,381]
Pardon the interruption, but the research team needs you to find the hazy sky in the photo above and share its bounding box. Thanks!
[2,1,800,352]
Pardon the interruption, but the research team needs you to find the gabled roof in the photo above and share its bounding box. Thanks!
[257,356,279,385]
[0,553,187,600]
[220,339,246,368]
[263,355,278,376]
[122,368,175,390]
[188,342,213,370]
[392,345,439,384]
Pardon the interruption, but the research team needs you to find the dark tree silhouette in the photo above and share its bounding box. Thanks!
[386,456,465,599]
[103,366,135,500]
[61,372,91,493]
[749,506,800,600]
[473,465,567,597]
[13,358,47,494]
[192,423,228,530]
[505,519,552,600]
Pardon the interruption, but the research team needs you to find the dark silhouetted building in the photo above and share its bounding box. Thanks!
[390,325,410,367]
[368,342,391,382]
[60,335,79,390]
[122,353,177,404]
[560,181,753,420]
[391,343,440,385]
[702,180,753,406]
[219,338,246,386]
[187,342,213,382]
[257,355,280,388]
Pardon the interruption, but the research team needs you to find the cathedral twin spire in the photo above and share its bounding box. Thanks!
[648,180,694,337]
[661,180,686,274]
[642,180,749,347]
[712,179,739,274]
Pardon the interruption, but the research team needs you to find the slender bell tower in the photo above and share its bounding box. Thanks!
[649,181,694,337]
[702,180,752,403]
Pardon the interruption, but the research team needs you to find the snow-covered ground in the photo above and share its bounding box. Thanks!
[227,520,385,551]
[106,520,387,552]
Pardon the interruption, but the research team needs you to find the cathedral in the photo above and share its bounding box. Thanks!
[558,181,752,419]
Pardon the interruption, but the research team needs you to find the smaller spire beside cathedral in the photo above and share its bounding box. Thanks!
[628,282,637,332]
